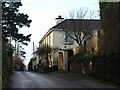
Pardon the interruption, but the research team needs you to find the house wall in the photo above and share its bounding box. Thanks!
[38,29,98,71]
[32,54,39,70]
[36,56,39,68]
[51,31,63,67]
[39,30,78,68]
[50,32,53,47]
[52,30,64,48]
[52,30,78,49]
[32,60,36,70]
[52,30,78,70]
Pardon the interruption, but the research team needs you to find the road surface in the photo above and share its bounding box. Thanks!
[9,71,118,88]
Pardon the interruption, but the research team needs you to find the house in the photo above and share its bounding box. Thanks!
[32,55,39,70]
[38,15,100,71]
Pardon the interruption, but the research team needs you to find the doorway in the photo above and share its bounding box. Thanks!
[68,50,74,71]
[59,52,64,70]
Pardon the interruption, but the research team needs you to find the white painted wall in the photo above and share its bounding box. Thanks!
[52,30,78,50]
[50,30,78,67]
[38,29,98,69]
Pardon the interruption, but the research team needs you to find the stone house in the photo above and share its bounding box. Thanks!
[37,16,100,71]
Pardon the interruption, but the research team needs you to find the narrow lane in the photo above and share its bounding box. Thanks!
[9,71,118,88]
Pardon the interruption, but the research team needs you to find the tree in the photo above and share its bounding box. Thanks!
[2,1,32,45]
[64,8,99,71]
[34,45,52,56]
[2,41,13,88]
[6,42,15,59]
[65,8,98,53]
[34,45,52,65]
[15,43,26,58]
[2,1,32,65]
[28,58,33,71]
[12,56,25,71]
[2,1,32,87]
[98,2,120,54]
[2,1,32,66]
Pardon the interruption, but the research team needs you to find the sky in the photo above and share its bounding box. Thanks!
[18,0,100,66]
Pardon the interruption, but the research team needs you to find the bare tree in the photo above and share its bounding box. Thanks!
[65,8,97,49]
[63,8,100,72]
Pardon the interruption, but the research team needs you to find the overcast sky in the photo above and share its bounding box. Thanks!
[18,0,100,66]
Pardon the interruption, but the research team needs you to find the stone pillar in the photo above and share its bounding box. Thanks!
[58,51,63,70]
[63,50,68,71]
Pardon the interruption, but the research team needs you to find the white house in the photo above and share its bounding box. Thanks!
[37,16,100,71]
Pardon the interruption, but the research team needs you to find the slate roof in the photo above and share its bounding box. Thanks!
[39,19,100,43]
[50,19,100,31]
[51,19,100,30]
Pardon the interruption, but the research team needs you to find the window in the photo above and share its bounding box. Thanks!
[64,32,73,45]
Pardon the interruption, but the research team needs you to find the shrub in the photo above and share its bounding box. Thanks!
[68,52,93,75]
[92,53,120,85]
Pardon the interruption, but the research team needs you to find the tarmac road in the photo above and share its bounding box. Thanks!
[9,71,118,88]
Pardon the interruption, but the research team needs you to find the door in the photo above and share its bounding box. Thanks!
[59,52,64,70]
[68,50,74,71]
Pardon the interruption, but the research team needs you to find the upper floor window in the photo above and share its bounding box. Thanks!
[64,32,73,45]
[49,35,51,46]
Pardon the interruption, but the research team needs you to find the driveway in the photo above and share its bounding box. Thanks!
[9,71,118,88]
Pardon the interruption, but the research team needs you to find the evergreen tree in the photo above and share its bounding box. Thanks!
[98,2,120,54]
[2,1,32,88]
[2,1,32,45]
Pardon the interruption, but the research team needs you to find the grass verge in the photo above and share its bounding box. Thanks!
[48,70,119,87]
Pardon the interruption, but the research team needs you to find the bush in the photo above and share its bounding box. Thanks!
[68,52,84,63]
[68,52,93,75]
[92,53,120,85]
[2,41,12,88]
[36,64,58,73]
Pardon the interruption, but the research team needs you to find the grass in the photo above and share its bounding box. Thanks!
[48,70,119,87]
[48,70,93,79]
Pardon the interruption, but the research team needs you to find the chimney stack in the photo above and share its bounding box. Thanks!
[55,15,64,24]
